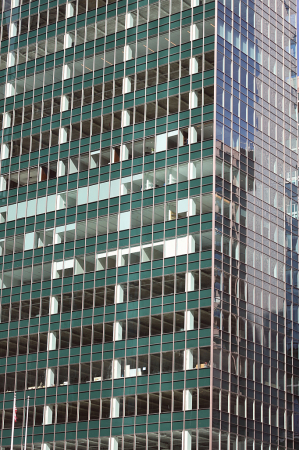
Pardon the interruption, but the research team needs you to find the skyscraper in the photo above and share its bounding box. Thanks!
[0,0,298,448]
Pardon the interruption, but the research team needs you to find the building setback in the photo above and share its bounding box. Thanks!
[0,0,298,449]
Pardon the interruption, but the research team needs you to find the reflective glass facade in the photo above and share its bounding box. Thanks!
[0,0,297,448]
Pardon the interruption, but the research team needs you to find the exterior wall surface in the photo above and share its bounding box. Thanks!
[0,0,297,449]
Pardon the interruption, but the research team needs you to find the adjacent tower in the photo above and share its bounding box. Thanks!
[0,0,297,449]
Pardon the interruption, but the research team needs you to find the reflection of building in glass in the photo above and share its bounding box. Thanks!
[0,0,297,449]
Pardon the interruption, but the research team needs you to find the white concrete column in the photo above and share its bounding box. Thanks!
[90,152,100,168]
[191,0,199,6]
[66,2,74,18]
[184,349,194,370]
[109,437,118,450]
[64,33,73,49]
[12,0,19,7]
[42,444,51,450]
[121,144,129,161]
[182,430,192,450]
[118,250,125,266]
[189,198,196,216]
[62,64,71,80]
[49,296,58,315]
[59,128,67,144]
[58,160,67,176]
[9,23,17,38]
[188,235,195,253]
[69,158,77,173]
[185,272,195,293]
[114,322,123,341]
[110,398,120,418]
[115,285,124,303]
[47,332,57,351]
[189,126,197,144]
[5,82,15,98]
[1,144,9,159]
[190,24,199,41]
[45,368,55,387]
[123,77,132,94]
[7,52,15,68]
[3,113,11,129]
[61,95,69,112]
[125,364,131,377]
[121,110,130,127]
[189,91,198,109]
[184,310,194,331]
[43,405,53,425]
[123,45,132,61]
[167,205,176,221]
[178,131,184,146]
[125,12,134,29]
[0,176,7,192]
[189,162,196,180]
[120,182,128,195]
[189,57,198,75]
[183,389,192,411]
[113,359,121,379]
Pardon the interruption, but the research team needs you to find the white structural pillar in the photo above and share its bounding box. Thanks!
[182,430,192,450]
[3,113,11,129]
[5,82,15,98]
[111,398,120,418]
[0,144,9,160]
[50,296,59,315]
[109,437,118,450]
[114,322,123,341]
[184,310,194,330]
[45,296,58,387]
[122,110,130,127]
[183,389,192,411]
[185,272,194,292]
[123,77,132,94]
[189,126,197,144]
[62,64,71,80]
[0,176,7,192]
[43,405,53,425]
[120,144,129,161]
[115,285,124,303]
[64,33,73,49]
[189,57,198,75]
[189,162,196,179]
[9,23,17,38]
[61,95,69,112]
[42,445,51,450]
[189,91,198,109]
[7,52,15,68]
[90,151,100,168]
[113,359,121,379]
[126,12,134,29]
[191,0,199,6]
[189,198,196,216]
[58,160,67,176]
[184,348,194,370]
[178,130,184,146]
[123,45,133,61]
[47,332,57,351]
[45,368,55,387]
[66,2,74,18]
[189,24,199,41]
[12,0,19,7]
[59,128,68,144]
